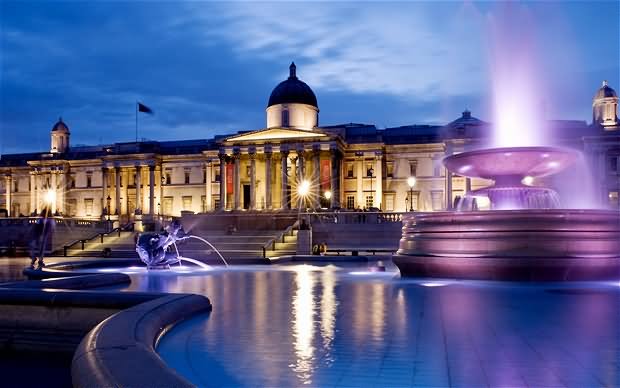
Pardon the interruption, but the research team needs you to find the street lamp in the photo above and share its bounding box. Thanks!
[407,176,416,212]
[324,190,332,209]
[106,195,111,221]
[297,179,310,227]
[368,167,374,207]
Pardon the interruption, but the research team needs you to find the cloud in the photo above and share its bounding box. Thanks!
[185,2,489,101]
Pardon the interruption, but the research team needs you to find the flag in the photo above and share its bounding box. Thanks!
[137,102,153,114]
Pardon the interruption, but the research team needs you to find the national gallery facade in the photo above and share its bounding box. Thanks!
[1,63,619,220]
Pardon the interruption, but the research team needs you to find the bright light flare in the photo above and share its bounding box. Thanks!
[298,180,310,196]
[324,190,332,200]
[407,176,416,188]
[44,189,56,204]
[522,176,534,186]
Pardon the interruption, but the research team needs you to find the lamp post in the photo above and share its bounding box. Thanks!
[324,190,332,209]
[106,195,111,221]
[368,167,374,208]
[297,179,310,225]
[407,176,416,212]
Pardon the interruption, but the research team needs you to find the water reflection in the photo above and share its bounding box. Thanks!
[291,266,316,384]
[134,266,620,388]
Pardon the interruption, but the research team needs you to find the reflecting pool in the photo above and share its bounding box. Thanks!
[120,264,619,387]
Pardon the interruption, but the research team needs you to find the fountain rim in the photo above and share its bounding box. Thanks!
[442,146,580,180]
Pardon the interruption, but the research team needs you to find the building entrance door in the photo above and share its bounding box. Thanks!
[243,184,250,209]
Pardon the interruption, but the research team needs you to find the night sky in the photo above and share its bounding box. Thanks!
[1,1,618,154]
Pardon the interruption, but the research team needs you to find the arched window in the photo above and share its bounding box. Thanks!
[282,110,289,127]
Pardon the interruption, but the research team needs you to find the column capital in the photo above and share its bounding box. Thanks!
[280,148,290,157]
[218,153,227,162]
[312,143,321,153]
[264,144,273,154]
[149,164,156,172]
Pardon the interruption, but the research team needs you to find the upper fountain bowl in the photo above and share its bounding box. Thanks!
[443,146,579,181]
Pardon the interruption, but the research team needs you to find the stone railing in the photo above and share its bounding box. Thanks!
[302,211,407,225]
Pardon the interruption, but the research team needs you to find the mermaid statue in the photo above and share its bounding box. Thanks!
[136,220,189,269]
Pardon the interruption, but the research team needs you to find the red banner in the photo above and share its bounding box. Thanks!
[320,159,331,191]
[226,163,233,194]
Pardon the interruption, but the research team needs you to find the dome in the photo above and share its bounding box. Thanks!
[267,62,318,108]
[594,81,617,99]
[51,117,70,133]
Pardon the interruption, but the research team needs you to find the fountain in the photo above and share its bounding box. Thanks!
[136,220,228,270]
[393,145,620,280]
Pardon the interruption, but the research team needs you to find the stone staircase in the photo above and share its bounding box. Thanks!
[61,227,298,263]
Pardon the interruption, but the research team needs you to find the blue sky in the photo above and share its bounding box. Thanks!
[1,1,618,154]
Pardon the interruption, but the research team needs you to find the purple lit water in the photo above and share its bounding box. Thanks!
[117,264,619,387]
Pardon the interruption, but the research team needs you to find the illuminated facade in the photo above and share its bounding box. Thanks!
[1,65,618,219]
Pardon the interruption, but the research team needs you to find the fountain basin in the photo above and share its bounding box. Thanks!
[444,146,579,181]
[394,210,620,280]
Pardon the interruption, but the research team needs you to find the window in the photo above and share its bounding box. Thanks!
[385,194,395,211]
[84,198,94,216]
[13,180,18,193]
[282,110,289,126]
[182,196,192,211]
[163,197,173,215]
[165,172,172,185]
[366,195,374,208]
[409,160,417,177]
[86,174,92,188]
[70,175,76,189]
[346,195,355,209]
[184,169,191,184]
[213,197,221,210]
[203,168,207,183]
[215,167,221,182]
[387,162,394,178]
[346,163,354,178]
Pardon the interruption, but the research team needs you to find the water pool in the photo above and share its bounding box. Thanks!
[117,263,619,387]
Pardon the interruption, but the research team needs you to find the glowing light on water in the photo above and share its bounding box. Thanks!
[420,281,448,287]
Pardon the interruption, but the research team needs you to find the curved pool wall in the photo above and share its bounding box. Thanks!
[146,264,620,387]
[394,210,620,280]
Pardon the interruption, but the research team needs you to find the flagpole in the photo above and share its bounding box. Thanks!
[135,101,138,143]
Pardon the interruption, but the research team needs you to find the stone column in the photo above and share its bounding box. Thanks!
[330,149,341,208]
[149,165,155,215]
[219,153,227,210]
[50,171,57,214]
[30,172,36,214]
[445,144,453,210]
[102,167,108,216]
[233,150,241,210]
[249,149,256,210]
[265,149,273,210]
[135,165,142,212]
[205,160,212,212]
[58,169,66,215]
[356,157,364,208]
[374,154,382,209]
[312,145,321,208]
[281,148,289,209]
[4,174,11,217]
[297,147,305,181]
[115,166,121,215]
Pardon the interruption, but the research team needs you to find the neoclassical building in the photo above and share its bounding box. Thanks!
[1,64,619,220]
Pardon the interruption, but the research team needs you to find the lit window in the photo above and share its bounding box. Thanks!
[387,162,394,178]
[385,194,394,211]
[346,195,355,209]
[182,196,192,210]
[346,163,354,178]
[366,195,374,208]
[84,198,93,216]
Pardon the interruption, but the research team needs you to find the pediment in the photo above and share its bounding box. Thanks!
[224,127,328,143]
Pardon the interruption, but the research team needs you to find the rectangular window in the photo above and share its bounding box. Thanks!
[70,175,76,189]
[13,180,18,193]
[346,195,355,210]
[213,197,221,210]
[386,162,394,178]
[84,198,93,216]
[346,163,354,178]
[163,197,173,215]
[86,174,92,188]
[165,172,172,185]
[214,166,221,182]
[409,160,417,177]
[385,194,394,211]
[184,170,190,184]
[182,196,192,210]
[366,195,374,208]
[203,168,207,183]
